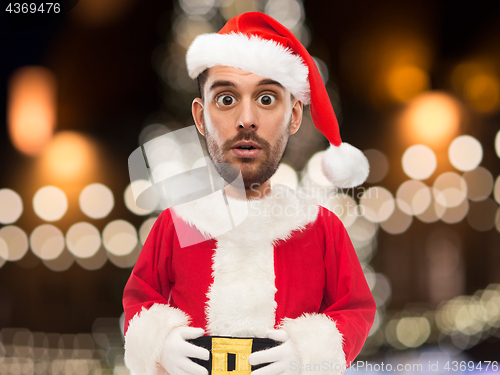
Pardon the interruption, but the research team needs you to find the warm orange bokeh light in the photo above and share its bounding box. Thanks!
[71,0,135,27]
[464,74,500,113]
[40,131,96,181]
[7,66,57,156]
[400,92,461,148]
[451,60,500,114]
[386,65,429,103]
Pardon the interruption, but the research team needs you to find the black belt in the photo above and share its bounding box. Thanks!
[188,336,279,375]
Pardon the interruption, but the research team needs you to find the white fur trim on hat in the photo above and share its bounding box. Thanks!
[280,313,346,375]
[186,32,311,104]
[124,304,190,375]
[322,143,370,188]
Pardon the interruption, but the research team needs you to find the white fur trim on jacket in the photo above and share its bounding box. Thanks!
[280,313,346,375]
[321,143,370,188]
[173,184,319,337]
[124,304,190,375]
[186,32,311,104]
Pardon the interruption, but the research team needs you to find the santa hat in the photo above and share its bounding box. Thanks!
[186,12,369,188]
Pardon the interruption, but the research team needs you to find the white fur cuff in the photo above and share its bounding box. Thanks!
[280,313,346,375]
[124,304,191,375]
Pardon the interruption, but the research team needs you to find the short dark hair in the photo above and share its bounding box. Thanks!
[196,67,295,102]
[197,68,210,100]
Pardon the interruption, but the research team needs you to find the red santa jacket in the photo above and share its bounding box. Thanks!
[123,185,376,375]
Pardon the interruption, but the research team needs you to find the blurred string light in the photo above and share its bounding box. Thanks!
[179,0,216,16]
[495,176,500,205]
[371,273,392,307]
[387,65,429,103]
[402,145,437,180]
[75,246,108,271]
[0,325,121,373]
[380,205,412,235]
[265,0,303,29]
[436,284,500,350]
[495,130,500,158]
[496,208,500,233]
[66,222,101,259]
[448,135,483,172]
[43,248,74,272]
[313,58,329,85]
[33,186,68,222]
[30,224,65,260]
[0,189,23,224]
[71,0,136,28]
[124,181,156,216]
[363,149,389,184]
[341,30,432,106]
[79,183,114,219]
[0,247,6,268]
[433,172,467,208]
[173,15,216,50]
[305,151,331,187]
[138,123,170,145]
[0,226,29,261]
[220,0,259,20]
[451,60,500,114]
[463,167,493,202]
[467,199,497,232]
[102,220,138,257]
[377,283,500,352]
[359,186,395,223]
[139,217,158,245]
[400,92,461,148]
[39,131,96,182]
[416,194,446,223]
[426,230,464,304]
[396,180,432,216]
[323,193,358,228]
[396,317,431,348]
[144,132,196,183]
[347,216,378,245]
[440,199,469,225]
[107,245,141,269]
[353,237,377,264]
[7,66,57,156]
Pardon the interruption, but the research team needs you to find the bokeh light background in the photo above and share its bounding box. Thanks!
[2,0,500,374]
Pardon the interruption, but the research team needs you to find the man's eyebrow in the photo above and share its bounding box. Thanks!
[209,80,236,91]
[257,79,284,88]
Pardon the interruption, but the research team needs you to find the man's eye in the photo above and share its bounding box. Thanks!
[258,94,276,105]
[217,95,236,106]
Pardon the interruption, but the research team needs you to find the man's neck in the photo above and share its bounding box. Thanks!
[245,180,272,200]
[223,180,272,200]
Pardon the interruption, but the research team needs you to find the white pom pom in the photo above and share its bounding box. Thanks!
[321,143,370,188]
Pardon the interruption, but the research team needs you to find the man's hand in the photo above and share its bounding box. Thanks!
[248,329,300,375]
[160,326,210,375]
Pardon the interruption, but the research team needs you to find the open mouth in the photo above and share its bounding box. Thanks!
[236,145,257,150]
[231,142,262,158]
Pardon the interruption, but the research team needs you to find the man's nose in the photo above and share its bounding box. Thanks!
[236,98,258,130]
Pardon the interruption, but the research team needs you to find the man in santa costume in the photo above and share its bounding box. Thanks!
[123,11,376,375]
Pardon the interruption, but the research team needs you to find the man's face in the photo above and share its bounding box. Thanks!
[192,66,303,190]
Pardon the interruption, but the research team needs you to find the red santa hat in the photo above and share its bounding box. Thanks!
[186,12,369,188]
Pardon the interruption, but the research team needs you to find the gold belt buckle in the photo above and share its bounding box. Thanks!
[211,337,253,375]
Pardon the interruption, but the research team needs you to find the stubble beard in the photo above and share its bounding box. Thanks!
[204,118,291,190]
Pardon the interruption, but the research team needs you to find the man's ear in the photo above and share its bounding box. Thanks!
[192,98,205,136]
[289,98,303,135]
